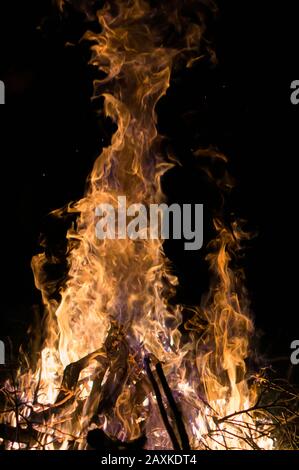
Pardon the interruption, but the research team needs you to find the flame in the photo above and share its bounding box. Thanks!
[0,0,274,450]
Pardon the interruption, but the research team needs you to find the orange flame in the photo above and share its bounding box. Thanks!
[1,0,274,450]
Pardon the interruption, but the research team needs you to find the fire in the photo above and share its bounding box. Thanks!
[0,0,274,450]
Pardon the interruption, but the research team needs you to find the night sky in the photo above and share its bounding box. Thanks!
[0,0,299,383]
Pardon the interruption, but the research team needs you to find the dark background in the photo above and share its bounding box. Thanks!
[0,0,298,381]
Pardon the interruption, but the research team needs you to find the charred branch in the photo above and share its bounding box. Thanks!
[87,428,146,451]
[155,362,190,450]
[145,356,181,450]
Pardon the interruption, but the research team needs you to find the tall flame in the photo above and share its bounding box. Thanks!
[1,0,273,450]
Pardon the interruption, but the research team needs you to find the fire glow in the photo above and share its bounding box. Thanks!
[0,0,283,451]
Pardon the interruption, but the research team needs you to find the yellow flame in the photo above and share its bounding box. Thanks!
[1,0,274,450]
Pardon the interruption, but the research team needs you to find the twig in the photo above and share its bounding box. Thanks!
[145,357,180,450]
[155,362,190,450]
